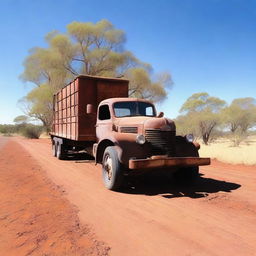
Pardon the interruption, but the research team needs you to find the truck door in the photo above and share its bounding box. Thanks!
[96,104,112,141]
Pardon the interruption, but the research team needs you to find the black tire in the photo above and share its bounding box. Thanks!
[173,167,199,183]
[102,146,124,191]
[174,136,200,183]
[56,143,65,160]
[52,141,57,157]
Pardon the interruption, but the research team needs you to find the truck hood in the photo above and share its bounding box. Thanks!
[115,116,151,126]
[115,116,176,132]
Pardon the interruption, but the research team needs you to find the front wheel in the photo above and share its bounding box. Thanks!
[102,146,124,191]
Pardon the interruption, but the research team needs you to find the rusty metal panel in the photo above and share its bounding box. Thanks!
[129,157,211,170]
[58,101,61,112]
[71,122,76,140]
[67,96,70,108]
[96,80,128,105]
[67,123,70,139]
[51,75,129,141]
[71,94,75,106]
[63,87,66,98]
[77,77,97,141]
[71,82,75,94]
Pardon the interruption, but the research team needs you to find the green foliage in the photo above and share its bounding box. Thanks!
[177,95,256,147]
[178,93,226,145]
[126,68,172,102]
[13,115,30,124]
[180,92,226,113]
[175,113,201,139]
[0,124,17,135]
[221,97,256,146]
[0,123,43,139]
[26,84,53,130]
[20,124,43,139]
[20,20,172,130]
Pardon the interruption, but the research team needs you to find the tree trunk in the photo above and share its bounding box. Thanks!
[202,133,209,145]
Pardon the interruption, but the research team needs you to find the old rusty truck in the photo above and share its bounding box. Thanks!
[50,75,210,190]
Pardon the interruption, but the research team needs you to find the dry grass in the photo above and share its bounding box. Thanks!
[199,136,256,165]
[39,132,50,139]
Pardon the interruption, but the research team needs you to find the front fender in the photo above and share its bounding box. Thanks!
[113,133,150,166]
[97,133,149,167]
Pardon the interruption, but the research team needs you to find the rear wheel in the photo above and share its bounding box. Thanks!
[102,146,124,191]
[52,141,56,157]
[56,143,66,160]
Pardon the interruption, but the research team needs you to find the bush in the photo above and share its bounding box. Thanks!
[228,130,248,147]
[21,125,43,139]
[3,133,13,137]
[0,124,17,134]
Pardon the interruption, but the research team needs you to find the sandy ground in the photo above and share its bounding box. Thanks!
[0,137,109,256]
[200,137,256,165]
[1,136,256,256]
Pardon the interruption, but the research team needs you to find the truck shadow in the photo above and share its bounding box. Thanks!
[63,152,95,161]
[122,173,241,199]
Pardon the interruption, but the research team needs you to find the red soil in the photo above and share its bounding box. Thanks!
[0,138,109,256]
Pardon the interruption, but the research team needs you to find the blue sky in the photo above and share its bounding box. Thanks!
[0,0,255,124]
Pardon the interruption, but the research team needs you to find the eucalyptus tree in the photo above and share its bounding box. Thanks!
[20,20,172,130]
[221,97,256,146]
[178,92,226,145]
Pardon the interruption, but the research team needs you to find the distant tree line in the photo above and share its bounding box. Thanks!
[2,95,255,144]
[0,116,43,139]
[175,93,256,146]
[15,19,256,144]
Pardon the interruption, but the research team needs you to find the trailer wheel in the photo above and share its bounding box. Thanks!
[174,167,199,183]
[56,143,65,160]
[102,146,123,191]
[52,141,57,157]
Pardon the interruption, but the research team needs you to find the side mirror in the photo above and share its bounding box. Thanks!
[86,104,94,114]
[157,112,164,118]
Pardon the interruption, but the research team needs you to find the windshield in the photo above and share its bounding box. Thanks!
[114,101,156,118]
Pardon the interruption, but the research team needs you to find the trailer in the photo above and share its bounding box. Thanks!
[51,75,128,158]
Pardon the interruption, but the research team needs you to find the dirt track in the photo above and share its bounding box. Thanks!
[1,136,256,256]
[0,137,109,256]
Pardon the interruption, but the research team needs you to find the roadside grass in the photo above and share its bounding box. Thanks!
[0,132,14,137]
[39,132,50,139]
[199,136,256,165]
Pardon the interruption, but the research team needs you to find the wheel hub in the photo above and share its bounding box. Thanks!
[105,155,113,180]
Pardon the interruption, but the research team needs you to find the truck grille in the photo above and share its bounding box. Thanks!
[120,126,138,134]
[145,129,176,156]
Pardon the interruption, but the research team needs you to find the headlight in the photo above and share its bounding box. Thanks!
[136,134,146,145]
[185,134,194,143]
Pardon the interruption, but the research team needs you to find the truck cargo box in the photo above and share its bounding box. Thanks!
[51,75,129,141]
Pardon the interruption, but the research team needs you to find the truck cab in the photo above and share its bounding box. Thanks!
[93,98,210,190]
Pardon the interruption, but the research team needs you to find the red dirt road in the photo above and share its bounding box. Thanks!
[0,137,109,256]
[1,136,256,256]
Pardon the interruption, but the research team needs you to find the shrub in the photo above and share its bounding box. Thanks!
[21,125,43,139]
[229,130,248,147]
